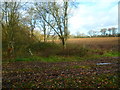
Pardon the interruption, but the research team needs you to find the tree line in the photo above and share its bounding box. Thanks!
[1,1,78,57]
[70,27,118,38]
[88,27,118,37]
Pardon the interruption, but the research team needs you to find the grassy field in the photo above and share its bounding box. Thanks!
[2,37,120,88]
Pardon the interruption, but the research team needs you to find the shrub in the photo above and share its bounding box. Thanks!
[57,46,89,57]
[27,42,59,51]
[27,42,61,57]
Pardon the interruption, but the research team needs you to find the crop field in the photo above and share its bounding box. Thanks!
[67,37,118,44]
[64,37,119,50]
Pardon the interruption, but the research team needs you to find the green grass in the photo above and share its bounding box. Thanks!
[8,55,98,62]
[103,51,120,57]
[3,49,119,63]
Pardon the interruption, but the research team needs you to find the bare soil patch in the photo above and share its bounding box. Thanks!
[2,57,119,88]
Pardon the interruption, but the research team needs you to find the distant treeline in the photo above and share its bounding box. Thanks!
[73,27,119,38]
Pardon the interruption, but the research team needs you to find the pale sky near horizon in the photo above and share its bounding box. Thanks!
[69,0,119,35]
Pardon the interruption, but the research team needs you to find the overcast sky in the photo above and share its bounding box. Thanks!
[69,0,119,35]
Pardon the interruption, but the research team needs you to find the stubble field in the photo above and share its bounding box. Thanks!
[66,37,119,50]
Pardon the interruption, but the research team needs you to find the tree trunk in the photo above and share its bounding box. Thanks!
[44,34,46,42]
[61,38,66,49]
[31,29,34,38]
[109,31,110,36]
[44,28,46,42]
[43,20,47,42]
[7,41,14,58]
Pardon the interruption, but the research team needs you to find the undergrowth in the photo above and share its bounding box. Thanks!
[4,50,119,63]
[3,42,119,63]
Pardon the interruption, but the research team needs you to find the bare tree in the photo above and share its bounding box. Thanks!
[1,2,21,57]
[88,30,94,37]
[100,28,107,36]
[27,7,37,38]
[36,7,54,42]
[108,28,112,36]
[35,1,69,49]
